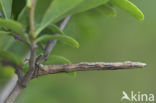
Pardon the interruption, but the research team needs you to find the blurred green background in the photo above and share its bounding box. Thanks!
[1,0,156,102]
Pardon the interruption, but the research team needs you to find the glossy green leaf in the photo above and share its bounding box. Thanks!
[35,0,83,35]
[36,35,79,48]
[43,55,76,77]
[0,50,23,65]
[110,0,144,21]
[0,0,12,18]
[50,24,64,35]
[0,18,24,35]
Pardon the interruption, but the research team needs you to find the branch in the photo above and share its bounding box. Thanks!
[21,0,37,87]
[13,34,30,46]
[5,84,23,103]
[21,44,37,87]
[36,61,146,77]
[36,16,71,64]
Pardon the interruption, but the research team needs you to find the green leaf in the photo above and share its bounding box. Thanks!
[0,0,12,18]
[45,0,110,24]
[86,4,116,17]
[50,24,64,35]
[0,34,14,50]
[0,18,24,35]
[12,0,26,19]
[35,0,83,35]
[36,35,79,48]
[0,65,15,78]
[0,50,23,65]
[43,55,76,77]
[70,0,109,14]
[0,31,10,35]
[17,7,29,29]
[44,55,71,65]
[110,0,144,21]
[35,0,52,28]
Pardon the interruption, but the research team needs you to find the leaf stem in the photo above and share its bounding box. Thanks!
[29,0,35,38]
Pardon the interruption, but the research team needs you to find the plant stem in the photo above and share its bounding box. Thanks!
[21,42,37,87]
[20,0,37,87]
[13,34,30,46]
[4,0,37,102]
[29,0,35,37]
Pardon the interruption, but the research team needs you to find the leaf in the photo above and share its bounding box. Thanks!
[0,0,12,18]
[12,0,26,19]
[86,4,116,17]
[44,0,110,24]
[8,40,29,58]
[0,34,14,50]
[0,50,23,65]
[35,0,52,28]
[35,0,83,35]
[0,31,10,35]
[110,0,144,21]
[0,18,24,35]
[50,24,64,35]
[36,35,79,48]
[70,0,109,14]
[0,65,15,78]
[17,7,29,29]
[43,55,76,77]
[44,55,71,65]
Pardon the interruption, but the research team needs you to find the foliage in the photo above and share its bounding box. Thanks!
[0,0,144,81]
